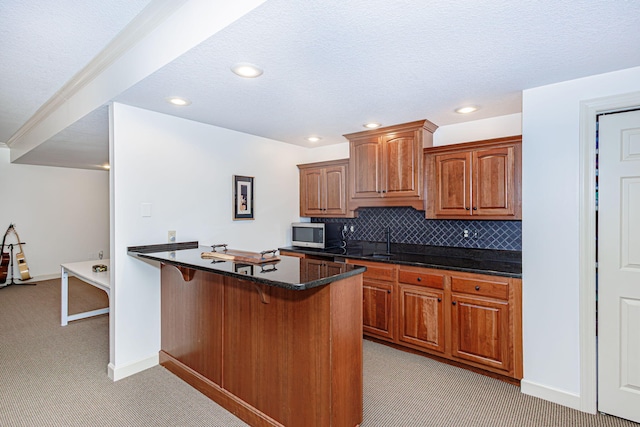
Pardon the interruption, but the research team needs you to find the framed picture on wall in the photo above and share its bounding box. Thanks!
[233,175,254,220]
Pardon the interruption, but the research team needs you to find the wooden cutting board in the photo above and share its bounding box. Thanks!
[201,248,280,265]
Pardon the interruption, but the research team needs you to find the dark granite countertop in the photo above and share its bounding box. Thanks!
[128,242,366,291]
[279,241,522,278]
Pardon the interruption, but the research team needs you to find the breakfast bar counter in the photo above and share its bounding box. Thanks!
[128,242,365,427]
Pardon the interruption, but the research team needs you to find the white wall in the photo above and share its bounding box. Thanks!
[109,103,307,379]
[521,66,640,408]
[433,113,522,146]
[0,147,109,279]
[301,143,350,163]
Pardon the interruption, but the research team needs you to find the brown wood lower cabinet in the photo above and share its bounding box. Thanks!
[451,294,509,371]
[355,260,397,341]
[363,280,394,340]
[160,263,363,427]
[398,284,445,354]
[347,259,523,380]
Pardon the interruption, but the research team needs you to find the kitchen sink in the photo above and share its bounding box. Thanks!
[366,253,394,260]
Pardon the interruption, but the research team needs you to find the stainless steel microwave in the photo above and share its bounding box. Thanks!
[291,222,343,249]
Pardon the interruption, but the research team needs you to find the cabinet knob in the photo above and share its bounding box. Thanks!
[465,207,470,211]
[452,301,457,305]
[475,285,480,291]
[437,298,442,302]
[387,290,391,294]
[473,207,477,211]
[417,277,422,282]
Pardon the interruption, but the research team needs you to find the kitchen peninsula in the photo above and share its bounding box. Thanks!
[128,242,365,427]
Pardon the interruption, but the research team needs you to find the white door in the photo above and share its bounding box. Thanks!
[598,109,640,423]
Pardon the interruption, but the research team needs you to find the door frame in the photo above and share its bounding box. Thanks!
[578,91,640,413]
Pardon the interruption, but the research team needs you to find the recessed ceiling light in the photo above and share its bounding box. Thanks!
[166,96,191,106]
[363,122,382,129]
[231,62,263,78]
[455,106,478,114]
[307,136,322,143]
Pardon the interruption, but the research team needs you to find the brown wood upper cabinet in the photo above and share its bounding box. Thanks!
[345,120,438,211]
[425,136,522,220]
[298,158,355,218]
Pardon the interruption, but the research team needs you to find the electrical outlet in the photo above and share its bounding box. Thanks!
[349,225,354,233]
[168,230,176,243]
[463,229,470,238]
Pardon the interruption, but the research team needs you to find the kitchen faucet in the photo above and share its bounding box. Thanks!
[385,226,391,254]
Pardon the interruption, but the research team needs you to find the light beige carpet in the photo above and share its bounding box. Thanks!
[0,278,637,426]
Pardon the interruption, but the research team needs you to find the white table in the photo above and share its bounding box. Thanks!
[61,259,110,326]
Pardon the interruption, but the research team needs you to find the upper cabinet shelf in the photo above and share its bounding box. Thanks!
[344,120,438,211]
[424,136,522,220]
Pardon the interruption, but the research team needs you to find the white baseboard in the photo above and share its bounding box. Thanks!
[521,379,582,411]
[12,273,60,283]
[108,354,159,381]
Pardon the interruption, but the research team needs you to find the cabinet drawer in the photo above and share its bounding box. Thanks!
[398,269,444,289]
[348,259,396,282]
[451,276,508,300]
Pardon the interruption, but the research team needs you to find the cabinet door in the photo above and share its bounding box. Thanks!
[451,294,510,372]
[398,284,445,353]
[324,165,347,216]
[161,265,223,384]
[363,280,394,340]
[473,146,515,217]
[433,151,472,216]
[382,130,421,198]
[351,137,383,199]
[300,167,325,216]
[303,259,327,281]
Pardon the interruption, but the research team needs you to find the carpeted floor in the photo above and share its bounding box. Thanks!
[0,278,637,426]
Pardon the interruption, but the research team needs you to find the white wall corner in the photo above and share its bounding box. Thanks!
[107,353,159,382]
[521,379,582,411]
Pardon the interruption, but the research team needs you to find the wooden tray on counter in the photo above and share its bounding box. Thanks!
[201,245,280,265]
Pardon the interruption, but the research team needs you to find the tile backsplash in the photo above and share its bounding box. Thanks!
[313,207,521,251]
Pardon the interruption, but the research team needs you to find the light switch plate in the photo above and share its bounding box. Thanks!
[141,203,152,217]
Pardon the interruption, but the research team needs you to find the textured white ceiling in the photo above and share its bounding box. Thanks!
[3,0,640,168]
[0,0,152,145]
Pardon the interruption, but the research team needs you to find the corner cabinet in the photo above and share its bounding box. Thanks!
[344,120,438,211]
[424,136,522,220]
[449,274,515,373]
[298,159,355,218]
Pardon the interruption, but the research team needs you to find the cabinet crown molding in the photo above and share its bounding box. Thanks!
[297,158,349,169]
[424,135,522,154]
[342,119,438,140]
